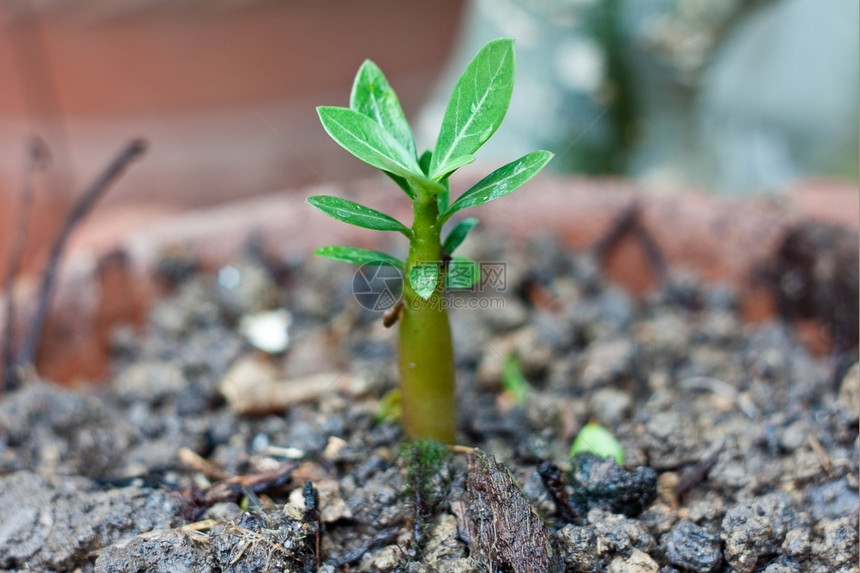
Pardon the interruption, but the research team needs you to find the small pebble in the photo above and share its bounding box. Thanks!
[588,387,633,425]
[781,528,811,559]
[721,492,800,573]
[608,548,658,573]
[238,309,291,353]
[555,525,600,571]
[660,520,722,573]
[804,478,859,521]
[580,338,637,389]
[571,453,658,517]
[363,544,403,572]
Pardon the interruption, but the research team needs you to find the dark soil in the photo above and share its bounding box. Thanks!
[0,232,857,572]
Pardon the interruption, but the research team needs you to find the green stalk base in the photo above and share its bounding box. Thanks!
[398,300,456,443]
[397,189,456,443]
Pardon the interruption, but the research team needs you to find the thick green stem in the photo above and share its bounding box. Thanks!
[398,192,456,443]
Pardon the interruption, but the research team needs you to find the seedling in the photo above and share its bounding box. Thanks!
[308,39,552,442]
[501,351,530,406]
[570,421,625,465]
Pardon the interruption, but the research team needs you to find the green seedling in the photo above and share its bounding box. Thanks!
[374,388,402,424]
[309,39,552,442]
[501,351,530,405]
[570,421,625,465]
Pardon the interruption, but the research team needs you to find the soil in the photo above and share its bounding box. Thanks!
[0,231,857,572]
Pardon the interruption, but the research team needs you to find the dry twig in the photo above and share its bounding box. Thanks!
[15,139,146,376]
[3,138,49,391]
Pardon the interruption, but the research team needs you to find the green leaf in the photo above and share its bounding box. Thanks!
[437,184,450,213]
[418,150,433,176]
[408,263,438,300]
[317,106,421,179]
[314,246,404,269]
[501,352,529,405]
[307,195,410,235]
[570,422,624,465]
[442,218,479,254]
[414,150,448,196]
[430,39,516,179]
[350,60,417,159]
[441,150,553,221]
[445,256,480,289]
[384,171,416,199]
[432,154,476,182]
[374,388,402,423]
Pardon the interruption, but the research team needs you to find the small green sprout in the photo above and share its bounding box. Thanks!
[570,422,625,465]
[374,388,402,424]
[501,351,530,406]
[309,39,552,442]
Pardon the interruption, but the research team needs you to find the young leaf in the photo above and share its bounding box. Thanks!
[408,263,438,300]
[384,171,416,199]
[442,218,479,254]
[315,246,404,269]
[430,38,515,179]
[433,151,450,211]
[307,195,410,235]
[317,106,421,179]
[350,60,417,159]
[374,388,402,423]
[445,256,480,289]
[418,150,433,176]
[437,183,450,213]
[441,150,553,221]
[501,352,529,405]
[570,422,624,465]
[432,154,475,182]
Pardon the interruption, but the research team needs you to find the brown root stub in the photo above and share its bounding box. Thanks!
[537,460,586,525]
[465,450,563,573]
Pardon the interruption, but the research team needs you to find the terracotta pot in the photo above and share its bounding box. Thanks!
[0,0,464,280]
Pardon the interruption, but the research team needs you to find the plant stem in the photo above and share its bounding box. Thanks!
[399,191,456,443]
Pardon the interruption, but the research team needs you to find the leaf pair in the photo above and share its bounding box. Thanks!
[306,146,553,242]
[405,217,481,301]
[318,39,522,192]
[408,257,481,300]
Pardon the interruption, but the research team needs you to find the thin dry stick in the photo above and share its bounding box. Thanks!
[3,138,50,391]
[16,139,147,372]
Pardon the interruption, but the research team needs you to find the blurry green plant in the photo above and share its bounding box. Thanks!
[570,421,625,465]
[501,351,530,406]
[374,388,402,424]
[308,39,552,443]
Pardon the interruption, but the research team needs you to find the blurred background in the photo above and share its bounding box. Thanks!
[0,0,857,273]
